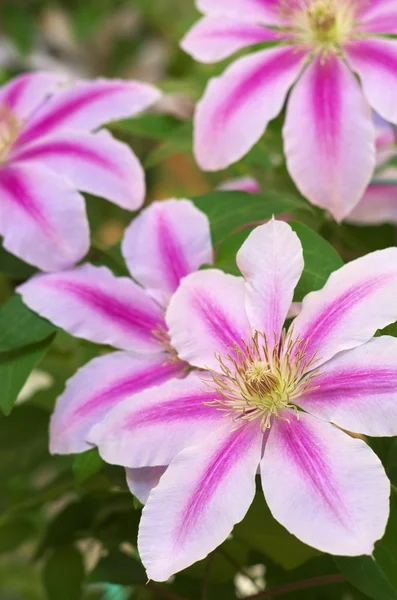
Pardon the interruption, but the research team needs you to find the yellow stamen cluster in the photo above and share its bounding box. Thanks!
[0,105,20,161]
[204,329,320,432]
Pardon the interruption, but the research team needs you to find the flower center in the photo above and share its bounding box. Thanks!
[0,105,20,162]
[290,0,356,48]
[204,330,320,431]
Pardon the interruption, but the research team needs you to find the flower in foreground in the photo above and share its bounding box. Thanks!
[18,199,213,502]
[182,0,397,220]
[0,72,160,271]
[90,219,397,581]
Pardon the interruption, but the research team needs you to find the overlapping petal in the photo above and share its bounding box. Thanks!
[139,422,262,581]
[11,129,145,210]
[181,16,281,63]
[298,337,397,437]
[0,162,88,271]
[50,352,184,454]
[166,270,251,371]
[89,373,225,468]
[196,0,286,26]
[237,219,303,344]
[126,467,166,504]
[194,46,307,171]
[345,39,397,125]
[347,181,397,225]
[261,411,389,556]
[122,200,213,306]
[17,264,165,352]
[292,247,397,366]
[283,54,375,220]
[17,78,161,146]
[0,72,64,121]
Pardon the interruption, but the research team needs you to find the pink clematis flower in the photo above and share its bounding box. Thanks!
[17,199,213,502]
[0,72,160,271]
[90,219,397,580]
[182,0,397,221]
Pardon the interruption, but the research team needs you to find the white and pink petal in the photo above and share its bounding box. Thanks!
[0,72,64,121]
[196,0,287,26]
[126,467,166,504]
[347,181,397,225]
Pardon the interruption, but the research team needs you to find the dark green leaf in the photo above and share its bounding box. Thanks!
[90,550,146,586]
[290,222,344,300]
[73,449,104,485]
[0,335,55,415]
[0,2,35,53]
[0,295,55,352]
[0,244,36,279]
[44,545,85,600]
[112,114,182,140]
[0,517,37,554]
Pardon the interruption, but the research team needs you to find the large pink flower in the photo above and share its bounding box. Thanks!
[90,219,397,580]
[182,0,397,221]
[17,199,213,502]
[0,72,160,271]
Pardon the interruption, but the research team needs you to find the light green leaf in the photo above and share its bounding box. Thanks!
[0,295,55,352]
[73,449,104,485]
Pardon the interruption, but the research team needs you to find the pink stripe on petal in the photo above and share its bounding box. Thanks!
[194,46,307,171]
[261,411,389,556]
[139,422,262,581]
[50,352,182,454]
[298,336,397,437]
[18,264,165,352]
[0,72,64,121]
[283,54,375,220]
[89,373,225,468]
[345,39,397,124]
[292,247,397,366]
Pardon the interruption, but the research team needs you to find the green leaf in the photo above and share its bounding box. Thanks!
[0,295,55,352]
[0,244,36,279]
[112,113,182,140]
[233,494,320,570]
[335,502,397,600]
[73,449,104,485]
[290,222,344,300]
[0,335,55,415]
[193,191,314,245]
[145,121,193,167]
[90,550,146,586]
[0,517,37,554]
[44,545,85,600]
[0,2,35,54]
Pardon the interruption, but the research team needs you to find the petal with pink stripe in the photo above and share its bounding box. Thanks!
[18,264,165,352]
[50,351,184,455]
[194,46,307,171]
[298,336,397,437]
[196,0,287,25]
[261,411,389,556]
[166,269,251,371]
[89,372,225,468]
[347,181,397,225]
[139,421,262,581]
[17,78,161,146]
[345,39,397,125]
[0,72,64,121]
[126,467,166,504]
[0,162,88,271]
[283,54,375,221]
[291,247,397,366]
[237,220,303,344]
[181,17,281,64]
[11,129,145,211]
[122,199,213,307]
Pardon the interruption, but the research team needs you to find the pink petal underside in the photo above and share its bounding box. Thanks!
[347,181,397,225]
[196,0,288,26]
[88,372,225,468]
[345,39,397,125]
[50,352,184,455]
[166,269,251,371]
[122,199,213,307]
[181,16,283,64]
[16,78,161,147]
[261,411,390,556]
[0,72,65,121]
[291,247,397,367]
[0,162,88,272]
[138,422,262,581]
[217,176,261,193]
[126,467,167,504]
[11,129,145,211]
[237,220,303,345]
[17,264,165,352]
[298,336,397,437]
[283,54,375,221]
[194,45,308,171]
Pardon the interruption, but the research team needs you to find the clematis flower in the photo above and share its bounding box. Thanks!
[0,71,160,271]
[17,199,213,502]
[90,219,397,580]
[182,0,397,221]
